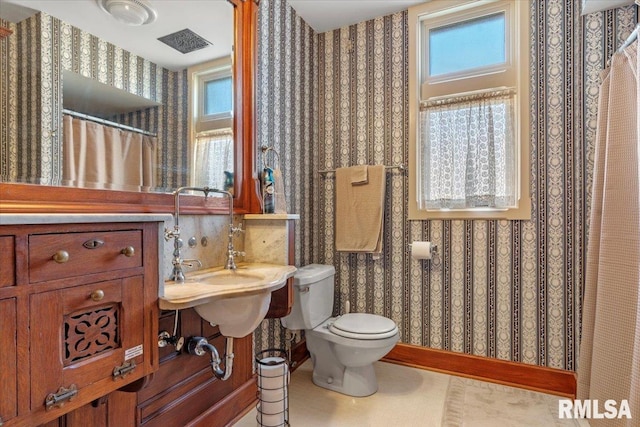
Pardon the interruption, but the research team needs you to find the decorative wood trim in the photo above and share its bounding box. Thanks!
[382,343,577,398]
[0,183,229,215]
[187,376,257,427]
[233,0,262,214]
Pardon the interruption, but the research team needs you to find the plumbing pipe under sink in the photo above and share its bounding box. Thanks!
[187,336,235,381]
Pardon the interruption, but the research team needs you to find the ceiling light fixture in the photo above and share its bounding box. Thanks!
[97,0,158,26]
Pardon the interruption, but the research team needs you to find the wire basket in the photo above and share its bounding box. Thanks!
[255,349,289,427]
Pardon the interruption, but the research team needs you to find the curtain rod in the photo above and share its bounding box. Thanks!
[63,109,157,137]
[618,23,640,53]
[318,164,406,175]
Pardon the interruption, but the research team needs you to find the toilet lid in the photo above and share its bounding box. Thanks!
[329,313,398,340]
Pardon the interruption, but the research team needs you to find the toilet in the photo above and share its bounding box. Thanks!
[281,264,399,397]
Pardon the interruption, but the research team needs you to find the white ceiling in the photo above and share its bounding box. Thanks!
[0,0,234,72]
[288,0,426,33]
[0,0,424,72]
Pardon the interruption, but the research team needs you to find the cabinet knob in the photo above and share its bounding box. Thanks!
[90,289,105,301]
[52,250,69,263]
[121,246,135,257]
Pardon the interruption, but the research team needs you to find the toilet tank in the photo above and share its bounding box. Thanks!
[281,264,335,330]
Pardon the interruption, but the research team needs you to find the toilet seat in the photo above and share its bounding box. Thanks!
[329,313,398,340]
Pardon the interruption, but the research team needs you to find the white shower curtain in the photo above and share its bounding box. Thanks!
[576,37,640,426]
[62,115,157,191]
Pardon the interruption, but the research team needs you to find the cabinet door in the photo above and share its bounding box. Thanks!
[30,277,145,418]
[0,236,15,287]
[0,298,18,424]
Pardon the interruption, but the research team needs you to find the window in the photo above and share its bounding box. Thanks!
[204,76,233,116]
[408,0,530,220]
[188,57,234,190]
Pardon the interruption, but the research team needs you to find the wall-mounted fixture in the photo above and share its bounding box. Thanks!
[97,0,158,26]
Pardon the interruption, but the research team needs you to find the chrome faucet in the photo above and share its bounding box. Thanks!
[165,186,244,282]
[165,186,212,282]
[205,188,245,270]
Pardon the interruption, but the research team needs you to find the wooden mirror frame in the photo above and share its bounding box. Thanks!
[0,0,261,215]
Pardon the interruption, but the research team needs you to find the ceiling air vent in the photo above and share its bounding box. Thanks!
[157,29,212,54]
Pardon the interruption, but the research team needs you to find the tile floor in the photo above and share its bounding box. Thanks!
[233,360,590,427]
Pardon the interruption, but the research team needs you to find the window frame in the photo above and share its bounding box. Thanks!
[188,56,234,135]
[408,0,531,220]
[188,56,234,187]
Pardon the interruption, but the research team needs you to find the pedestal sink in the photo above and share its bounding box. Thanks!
[159,263,297,337]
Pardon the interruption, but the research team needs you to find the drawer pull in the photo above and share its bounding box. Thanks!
[83,239,104,249]
[52,250,69,263]
[90,289,105,301]
[45,384,78,410]
[121,246,135,257]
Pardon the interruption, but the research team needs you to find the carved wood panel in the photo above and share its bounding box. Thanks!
[64,304,120,365]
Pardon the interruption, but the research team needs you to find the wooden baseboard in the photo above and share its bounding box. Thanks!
[382,343,576,398]
[188,377,257,427]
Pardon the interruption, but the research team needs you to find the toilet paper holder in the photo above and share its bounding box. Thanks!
[408,242,440,266]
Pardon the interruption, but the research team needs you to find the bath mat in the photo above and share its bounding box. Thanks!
[441,376,583,427]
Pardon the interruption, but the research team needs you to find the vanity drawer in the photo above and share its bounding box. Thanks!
[29,230,142,283]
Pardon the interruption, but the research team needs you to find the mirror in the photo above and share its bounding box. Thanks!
[0,0,245,200]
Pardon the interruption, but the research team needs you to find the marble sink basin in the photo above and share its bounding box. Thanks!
[159,263,296,337]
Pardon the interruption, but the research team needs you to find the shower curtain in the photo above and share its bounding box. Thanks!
[576,36,639,425]
[62,115,157,191]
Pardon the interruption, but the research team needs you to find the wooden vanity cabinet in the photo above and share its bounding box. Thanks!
[0,222,160,427]
[0,297,18,426]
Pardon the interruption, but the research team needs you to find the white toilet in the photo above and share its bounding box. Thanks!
[281,264,399,397]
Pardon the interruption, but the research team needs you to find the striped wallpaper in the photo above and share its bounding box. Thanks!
[1,1,637,372]
[0,12,189,189]
[254,0,318,350]
[255,0,638,371]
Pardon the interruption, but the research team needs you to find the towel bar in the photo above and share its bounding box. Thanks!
[318,164,406,174]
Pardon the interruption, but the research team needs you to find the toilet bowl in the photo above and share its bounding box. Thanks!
[281,264,399,397]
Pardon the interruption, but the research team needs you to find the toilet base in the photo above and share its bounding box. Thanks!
[311,362,378,397]
[306,327,384,397]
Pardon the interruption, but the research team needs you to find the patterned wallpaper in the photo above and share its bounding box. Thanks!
[0,13,188,189]
[255,0,638,371]
[254,0,318,350]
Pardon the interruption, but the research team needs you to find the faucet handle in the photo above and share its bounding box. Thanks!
[164,226,180,241]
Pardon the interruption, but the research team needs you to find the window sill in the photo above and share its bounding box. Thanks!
[408,196,532,221]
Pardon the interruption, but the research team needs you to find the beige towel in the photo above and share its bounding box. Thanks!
[335,165,386,253]
[350,165,368,184]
